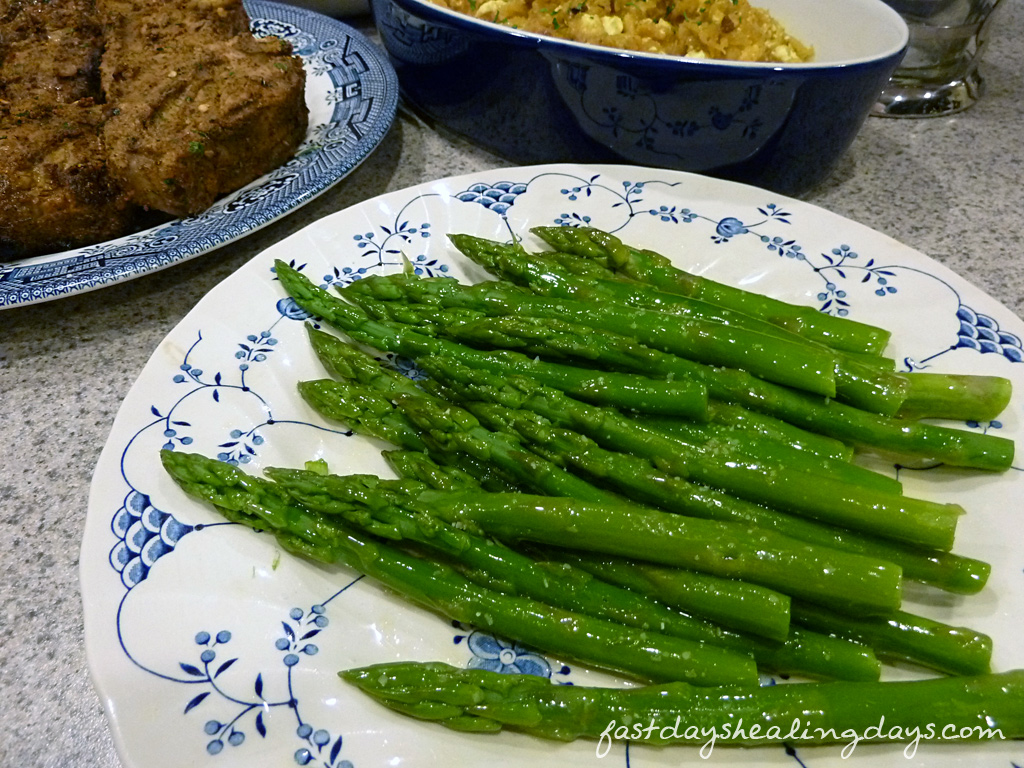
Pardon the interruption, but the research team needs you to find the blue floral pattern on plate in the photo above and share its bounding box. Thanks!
[82,164,1024,768]
[0,0,398,310]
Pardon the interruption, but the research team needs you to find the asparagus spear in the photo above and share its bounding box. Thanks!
[506,391,898,495]
[335,300,885,495]
[282,283,966,552]
[303,328,525,493]
[671,400,853,462]
[790,602,992,677]
[392,454,883,678]
[160,449,759,686]
[296,288,966,552]
[418,356,963,552]
[382,449,510,492]
[427,241,911,415]
[375,450,880,680]
[297,365,983,599]
[299,378,621,504]
[523,230,1012,419]
[556,547,983,677]
[347,295,899,493]
[530,225,892,356]
[267,466,790,654]
[299,366,808,636]
[898,372,1014,421]
[382,485,904,616]
[305,323,424,398]
[454,234,1014,420]
[355,269,844,399]
[631,413,901,495]
[341,661,1024,745]
[280,265,709,419]
[463,401,989,594]
[335,268,1014,470]
[296,377,429,452]
[347,240,1011,422]
[305,385,864,618]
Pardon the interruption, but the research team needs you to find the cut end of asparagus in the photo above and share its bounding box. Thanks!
[897,373,1014,423]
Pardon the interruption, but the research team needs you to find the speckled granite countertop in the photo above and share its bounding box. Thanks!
[2,8,1023,767]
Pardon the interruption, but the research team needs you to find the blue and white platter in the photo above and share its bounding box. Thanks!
[81,163,1024,768]
[0,0,398,310]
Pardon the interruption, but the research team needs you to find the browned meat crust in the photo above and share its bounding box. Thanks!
[0,99,139,257]
[0,0,103,104]
[102,27,307,216]
[0,0,308,256]
[97,0,252,96]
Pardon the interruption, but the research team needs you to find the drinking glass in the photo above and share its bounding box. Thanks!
[873,0,1006,117]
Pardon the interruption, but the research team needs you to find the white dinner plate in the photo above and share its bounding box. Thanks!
[82,163,1024,768]
[0,0,397,310]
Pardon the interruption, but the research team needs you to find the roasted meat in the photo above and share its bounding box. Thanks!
[97,0,252,97]
[0,99,139,257]
[98,0,307,217]
[0,0,104,104]
[0,0,308,255]
[102,32,307,217]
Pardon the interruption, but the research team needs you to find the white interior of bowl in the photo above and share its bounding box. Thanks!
[401,0,909,69]
[760,0,908,65]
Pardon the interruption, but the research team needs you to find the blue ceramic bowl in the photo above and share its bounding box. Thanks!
[372,0,908,194]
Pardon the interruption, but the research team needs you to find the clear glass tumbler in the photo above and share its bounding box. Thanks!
[872,0,1006,117]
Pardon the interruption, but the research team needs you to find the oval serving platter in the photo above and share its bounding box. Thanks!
[0,0,398,310]
[83,163,1024,768]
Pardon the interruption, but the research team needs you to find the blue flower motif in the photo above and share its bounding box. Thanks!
[668,120,699,137]
[966,419,1004,433]
[715,217,747,238]
[293,720,348,766]
[709,106,734,130]
[216,429,264,465]
[278,605,326,668]
[277,297,311,321]
[763,235,802,258]
[381,353,427,381]
[464,632,552,677]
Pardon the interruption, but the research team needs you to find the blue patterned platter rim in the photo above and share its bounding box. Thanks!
[82,163,1024,768]
[0,0,398,310]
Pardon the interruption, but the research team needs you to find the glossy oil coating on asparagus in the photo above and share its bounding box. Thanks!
[415,356,963,552]
[341,662,1024,745]
[159,449,758,686]
[530,225,893,355]
[307,327,987,598]
[331,265,1014,469]
[154,231,1022,754]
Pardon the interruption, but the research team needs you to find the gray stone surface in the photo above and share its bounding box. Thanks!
[0,7,1021,767]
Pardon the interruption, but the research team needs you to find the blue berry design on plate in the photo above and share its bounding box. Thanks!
[177,589,362,766]
[216,427,266,466]
[277,605,326,668]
